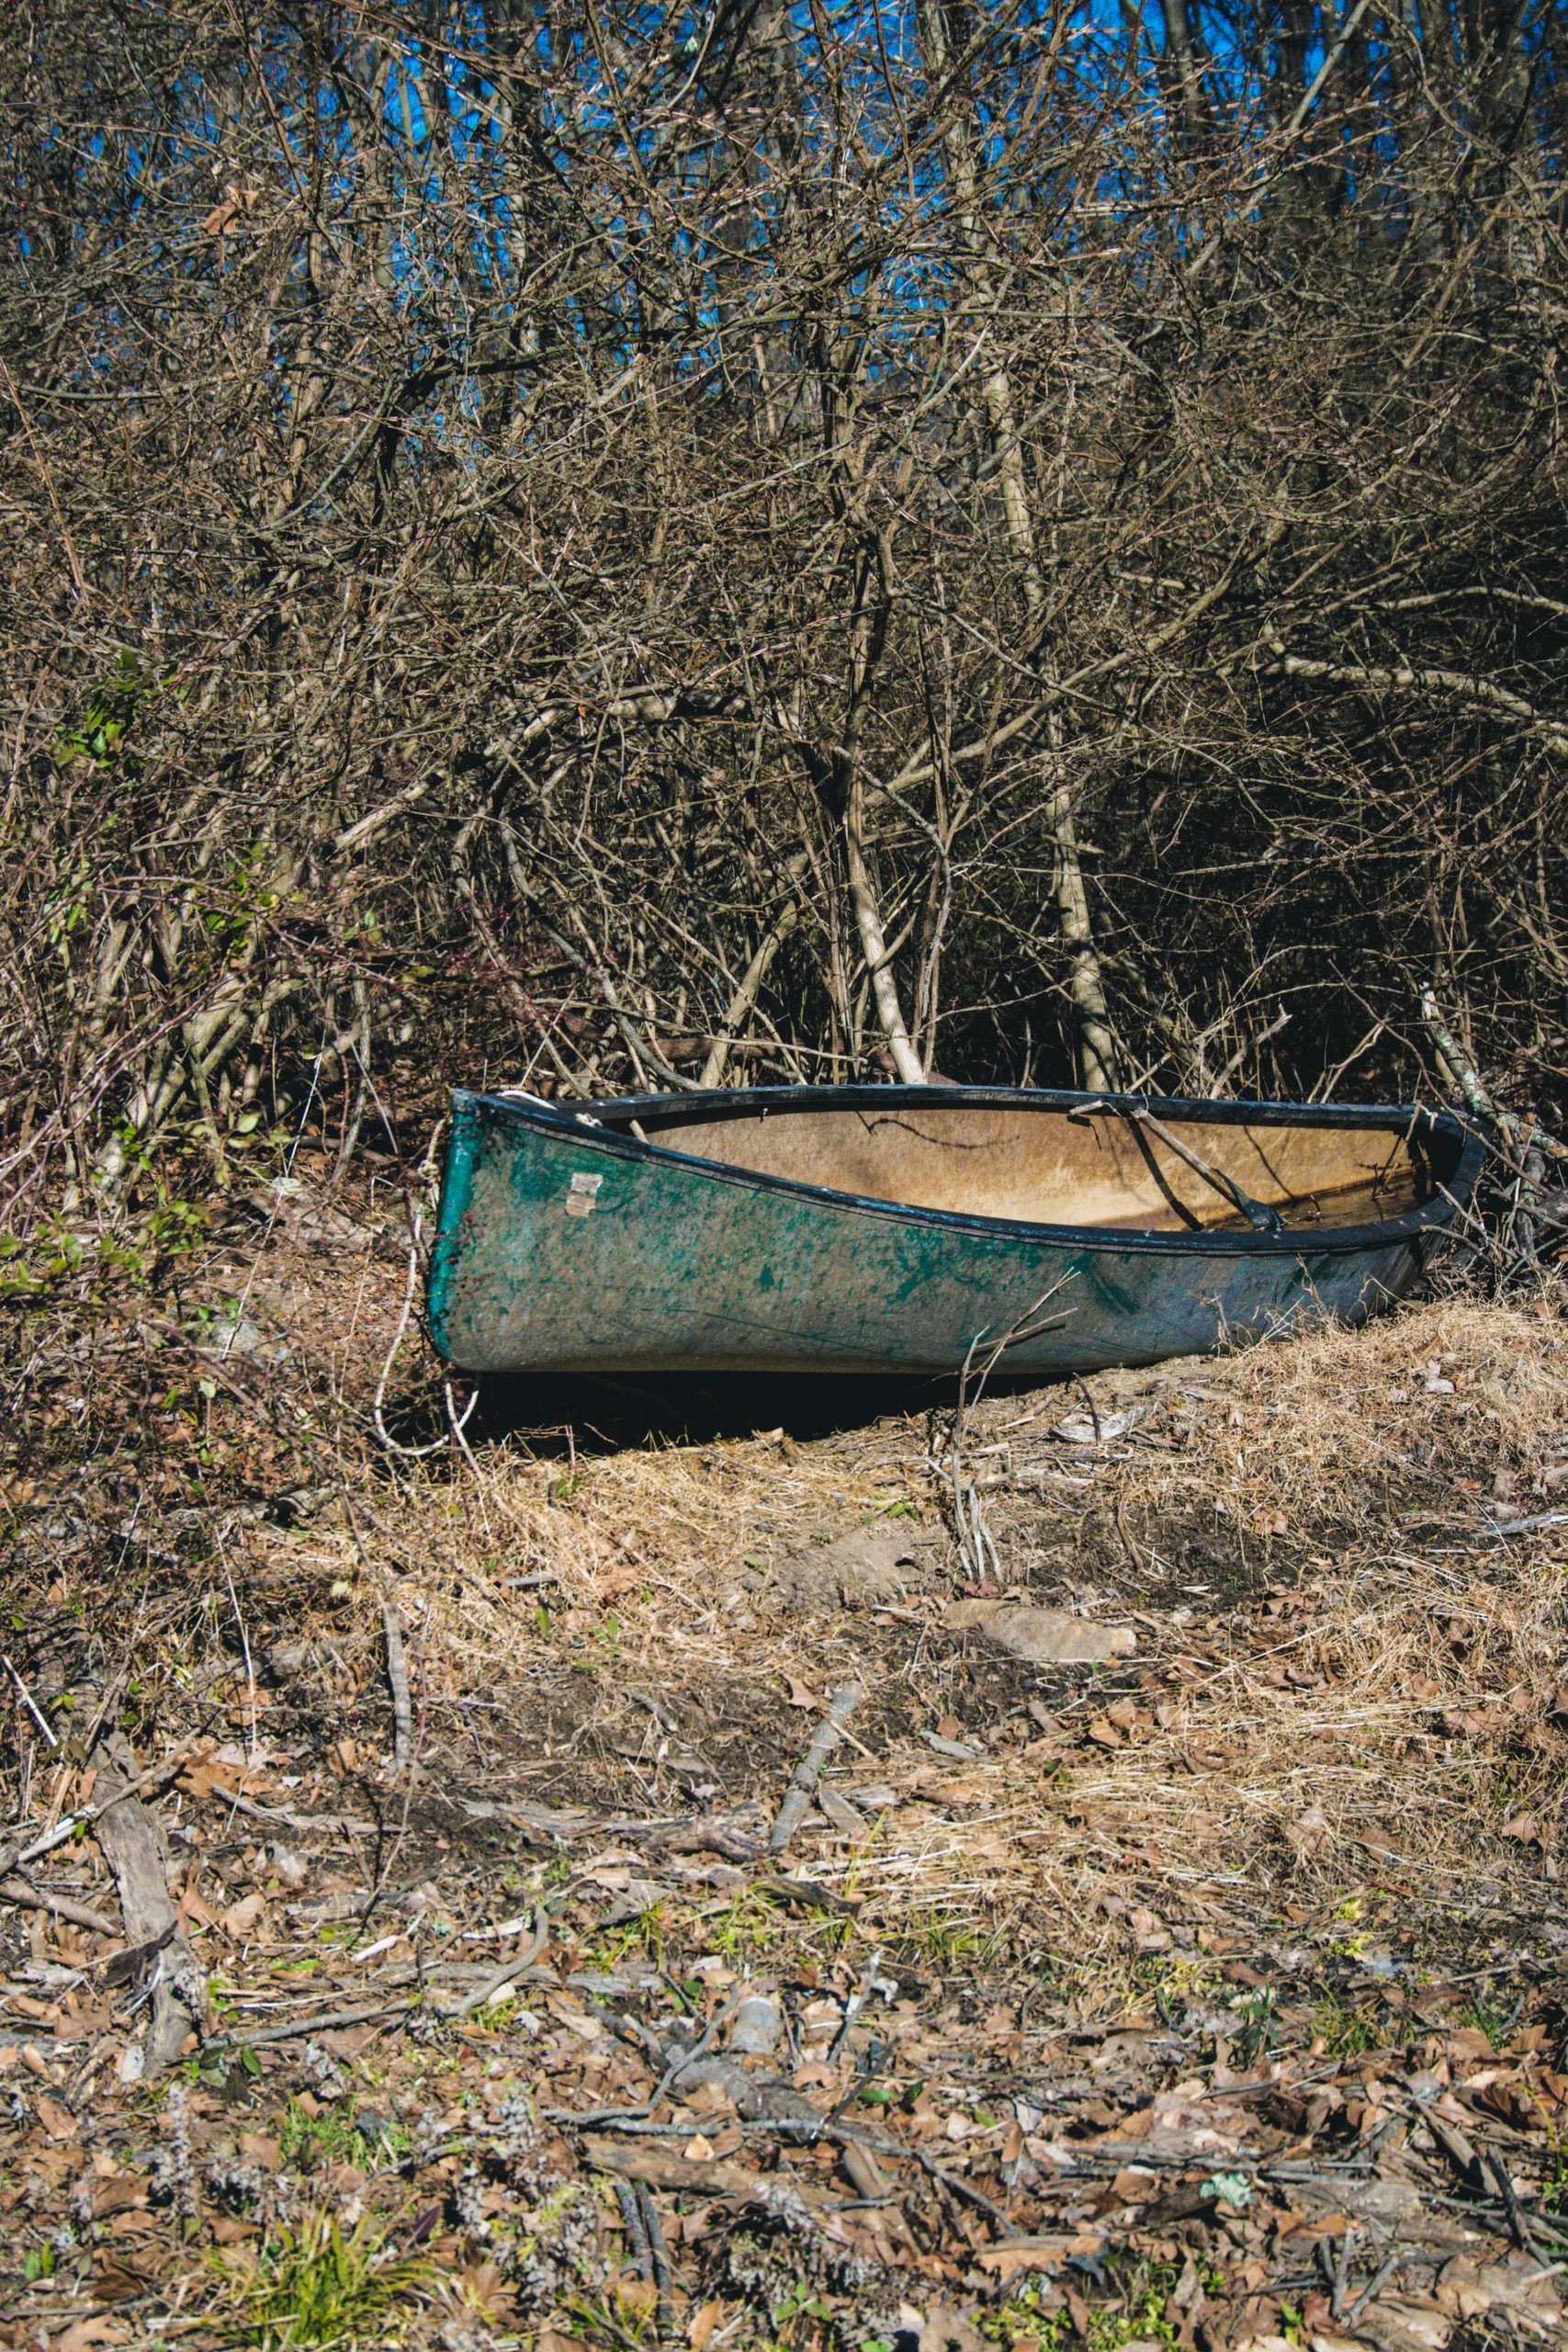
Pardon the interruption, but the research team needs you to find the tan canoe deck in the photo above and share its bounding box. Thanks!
[617,1101,1434,1236]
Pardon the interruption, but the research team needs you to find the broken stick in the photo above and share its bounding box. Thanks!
[637,2182,676,2340]
[383,1600,412,1775]
[0,1877,118,1937]
[91,1731,205,2076]
[768,1681,864,1856]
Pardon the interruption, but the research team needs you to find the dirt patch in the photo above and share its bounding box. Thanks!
[741,1524,950,1612]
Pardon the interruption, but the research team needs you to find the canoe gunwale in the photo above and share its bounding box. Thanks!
[447,1084,1481,1261]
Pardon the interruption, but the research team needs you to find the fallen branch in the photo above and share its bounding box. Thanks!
[0,1735,207,1882]
[90,1731,204,2075]
[768,1683,865,1856]
[1419,987,1521,1145]
[637,2181,677,2340]
[383,1601,412,1776]
[582,2133,833,2206]
[204,1998,413,2052]
[0,1877,118,1937]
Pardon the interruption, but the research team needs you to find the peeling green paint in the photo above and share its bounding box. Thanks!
[427,1089,1476,1379]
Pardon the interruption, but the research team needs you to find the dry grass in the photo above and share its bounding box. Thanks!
[235,1283,1568,1984]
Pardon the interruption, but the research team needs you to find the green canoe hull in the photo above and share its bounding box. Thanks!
[427,1087,1478,1377]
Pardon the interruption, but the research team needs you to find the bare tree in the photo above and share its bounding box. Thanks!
[0,0,1563,1217]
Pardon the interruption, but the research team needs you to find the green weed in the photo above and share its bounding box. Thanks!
[978,2277,1067,2352]
[1314,1994,1379,2058]
[1235,1986,1277,2064]
[276,2098,411,2172]
[1460,1990,1517,2046]
[707,1885,789,1962]
[580,1906,669,1974]
[899,1907,994,1972]
[0,1193,208,1303]
[210,2208,432,2346]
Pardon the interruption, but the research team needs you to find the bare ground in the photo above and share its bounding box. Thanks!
[2,1178,1567,2352]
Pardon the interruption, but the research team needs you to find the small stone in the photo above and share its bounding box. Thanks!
[728,1995,783,2058]
[271,1847,308,1888]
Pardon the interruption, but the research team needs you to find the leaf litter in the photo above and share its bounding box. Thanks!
[2,1196,1567,2352]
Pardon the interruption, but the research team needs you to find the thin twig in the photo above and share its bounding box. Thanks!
[1489,2149,1545,2263]
[2,1655,58,1750]
[1346,2244,1414,2325]
[223,1563,258,1769]
[615,2180,650,2275]
[0,1876,118,1936]
[637,2182,676,2340]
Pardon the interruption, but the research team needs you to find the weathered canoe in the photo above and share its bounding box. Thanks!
[427,1085,1480,1377]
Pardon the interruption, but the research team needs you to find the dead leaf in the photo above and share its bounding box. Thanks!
[50,2320,131,2352]
[976,2233,1105,2282]
[201,184,262,240]
[918,2305,987,2352]
[1363,2301,1452,2352]
[785,1677,819,1710]
[1129,1906,1171,1952]
[223,1892,266,1940]
[690,2303,725,2352]
[93,2258,157,2302]
[1435,2260,1491,2322]
[35,2092,77,2140]
[1286,1804,1330,1859]
[90,2176,148,2220]
[946,1599,1134,1665]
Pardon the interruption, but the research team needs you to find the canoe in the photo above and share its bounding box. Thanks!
[427,1085,1481,1378]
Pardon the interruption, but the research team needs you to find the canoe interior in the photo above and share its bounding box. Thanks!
[593,1098,1439,1236]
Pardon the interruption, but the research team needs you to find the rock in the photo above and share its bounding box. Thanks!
[270,1846,309,1889]
[222,1892,267,1940]
[728,1994,783,2057]
[944,1600,1135,1664]
[202,1305,290,1364]
[1292,2175,1427,2228]
[600,1877,665,1925]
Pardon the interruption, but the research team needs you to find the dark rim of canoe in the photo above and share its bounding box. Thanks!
[443,1085,1482,1258]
